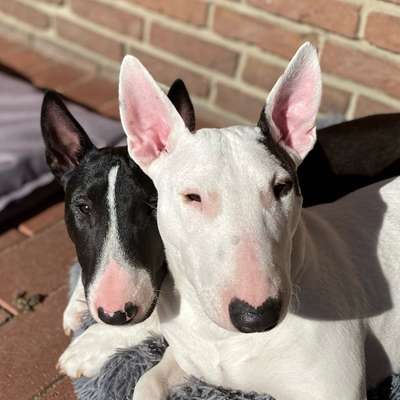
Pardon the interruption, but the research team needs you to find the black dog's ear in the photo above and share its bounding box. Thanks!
[167,79,196,132]
[41,91,95,186]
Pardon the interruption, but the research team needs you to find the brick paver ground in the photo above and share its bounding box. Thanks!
[0,36,112,400]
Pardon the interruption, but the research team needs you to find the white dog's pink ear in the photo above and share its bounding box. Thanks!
[263,42,321,163]
[119,55,186,168]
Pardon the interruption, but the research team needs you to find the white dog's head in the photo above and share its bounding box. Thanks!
[119,43,321,333]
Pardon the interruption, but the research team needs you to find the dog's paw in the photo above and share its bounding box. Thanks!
[133,374,168,400]
[57,324,122,378]
[63,299,88,336]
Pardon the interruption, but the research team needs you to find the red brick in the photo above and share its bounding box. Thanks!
[213,6,317,60]
[129,46,211,98]
[365,12,400,53]
[196,105,243,129]
[31,62,92,92]
[354,96,398,118]
[320,85,350,115]
[0,221,75,305]
[71,0,143,39]
[41,378,76,400]
[0,48,53,78]
[0,1,50,29]
[248,0,360,38]
[19,203,65,237]
[0,229,26,253]
[36,0,64,3]
[242,56,283,90]
[0,36,26,57]
[322,42,400,99]
[99,99,120,120]
[126,0,209,26]
[0,287,71,400]
[0,308,11,325]
[63,76,118,110]
[150,23,239,76]
[56,17,123,62]
[215,83,264,122]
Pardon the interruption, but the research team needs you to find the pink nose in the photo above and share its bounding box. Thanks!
[94,259,136,324]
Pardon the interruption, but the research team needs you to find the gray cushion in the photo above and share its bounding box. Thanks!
[0,70,124,213]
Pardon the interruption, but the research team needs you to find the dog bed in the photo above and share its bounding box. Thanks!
[68,263,400,400]
[0,66,125,230]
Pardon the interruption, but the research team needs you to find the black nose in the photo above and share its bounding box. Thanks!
[97,302,138,325]
[229,297,281,333]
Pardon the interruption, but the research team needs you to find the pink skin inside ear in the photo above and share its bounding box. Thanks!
[94,259,134,314]
[121,63,172,165]
[272,63,318,157]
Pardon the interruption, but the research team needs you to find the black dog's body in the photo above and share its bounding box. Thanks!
[301,113,400,206]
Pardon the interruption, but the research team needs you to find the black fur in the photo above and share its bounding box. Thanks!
[167,79,196,132]
[257,108,400,207]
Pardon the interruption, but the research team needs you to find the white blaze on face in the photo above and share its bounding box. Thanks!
[87,165,155,324]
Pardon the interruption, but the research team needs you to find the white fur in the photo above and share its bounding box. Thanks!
[63,272,87,336]
[60,42,400,400]
[87,165,154,323]
[121,43,400,399]
[58,311,160,378]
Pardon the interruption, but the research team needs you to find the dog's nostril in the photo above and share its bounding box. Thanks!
[97,304,137,326]
[228,297,281,333]
[124,302,138,318]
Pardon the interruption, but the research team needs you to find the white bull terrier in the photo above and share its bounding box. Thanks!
[61,43,400,400]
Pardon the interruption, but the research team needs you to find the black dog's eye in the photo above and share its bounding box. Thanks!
[77,203,91,215]
[273,181,293,199]
[184,193,202,203]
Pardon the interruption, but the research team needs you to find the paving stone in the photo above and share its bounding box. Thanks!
[0,49,53,79]
[31,62,91,92]
[62,76,117,111]
[40,377,76,400]
[0,229,26,252]
[0,287,71,400]
[0,307,11,325]
[0,221,76,305]
[19,203,65,237]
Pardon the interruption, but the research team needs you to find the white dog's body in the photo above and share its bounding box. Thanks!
[59,43,400,400]
[157,177,400,399]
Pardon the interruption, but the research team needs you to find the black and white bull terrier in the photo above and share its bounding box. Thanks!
[56,43,399,399]
[40,82,194,375]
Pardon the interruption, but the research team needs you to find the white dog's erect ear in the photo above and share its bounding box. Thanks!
[119,55,187,168]
[263,42,321,163]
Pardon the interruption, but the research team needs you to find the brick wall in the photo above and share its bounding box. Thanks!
[0,0,399,126]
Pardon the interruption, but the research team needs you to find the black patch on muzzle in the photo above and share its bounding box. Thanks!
[229,297,282,333]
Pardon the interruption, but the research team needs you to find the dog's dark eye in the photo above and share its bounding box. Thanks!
[273,181,293,199]
[184,193,202,203]
[78,203,91,215]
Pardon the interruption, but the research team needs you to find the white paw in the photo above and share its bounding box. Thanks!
[58,324,122,378]
[63,299,88,336]
[133,373,168,400]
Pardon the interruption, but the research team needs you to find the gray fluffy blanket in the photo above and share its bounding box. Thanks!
[69,267,400,400]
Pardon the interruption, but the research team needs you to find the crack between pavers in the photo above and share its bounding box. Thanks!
[31,375,65,400]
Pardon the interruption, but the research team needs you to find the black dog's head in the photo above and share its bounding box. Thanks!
[40,80,195,325]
